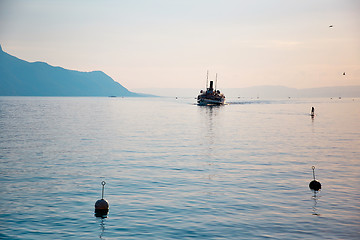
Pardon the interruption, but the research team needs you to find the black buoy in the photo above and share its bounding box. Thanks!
[95,181,109,217]
[311,107,315,117]
[309,166,321,191]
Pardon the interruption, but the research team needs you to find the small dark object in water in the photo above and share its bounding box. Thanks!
[309,166,321,191]
[311,107,315,117]
[95,181,109,217]
[95,199,109,216]
[309,180,321,191]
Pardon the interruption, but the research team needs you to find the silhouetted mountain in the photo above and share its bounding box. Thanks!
[0,44,144,96]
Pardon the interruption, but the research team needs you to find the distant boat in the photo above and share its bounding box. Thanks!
[197,71,225,106]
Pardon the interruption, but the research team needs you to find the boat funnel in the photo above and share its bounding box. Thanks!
[209,81,214,90]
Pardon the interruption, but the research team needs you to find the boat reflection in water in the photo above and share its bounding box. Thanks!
[197,71,225,106]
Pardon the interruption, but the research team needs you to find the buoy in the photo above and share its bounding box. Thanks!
[309,166,321,191]
[310,107,315,117]
[95,181,109,217]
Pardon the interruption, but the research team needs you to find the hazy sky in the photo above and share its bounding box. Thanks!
[0,0,359,89]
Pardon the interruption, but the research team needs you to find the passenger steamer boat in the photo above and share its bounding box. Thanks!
[197,72,225,106]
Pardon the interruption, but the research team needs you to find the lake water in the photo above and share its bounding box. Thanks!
[0,96,359,239]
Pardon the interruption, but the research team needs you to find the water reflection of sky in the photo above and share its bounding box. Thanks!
[1,97,359,239]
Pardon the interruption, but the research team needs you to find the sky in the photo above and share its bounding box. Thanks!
[0,0,359,90]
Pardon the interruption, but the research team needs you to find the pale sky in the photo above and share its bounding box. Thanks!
[0,0,359,90]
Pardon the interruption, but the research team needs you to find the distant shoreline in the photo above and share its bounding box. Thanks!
[131,86,360,98]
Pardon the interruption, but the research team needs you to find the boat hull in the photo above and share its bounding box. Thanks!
[197,97,225,106]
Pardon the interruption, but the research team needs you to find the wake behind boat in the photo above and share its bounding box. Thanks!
[197,72,225,106]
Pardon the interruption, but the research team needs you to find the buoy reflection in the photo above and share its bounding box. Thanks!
[98,218,106,239]
[311,192,321,216]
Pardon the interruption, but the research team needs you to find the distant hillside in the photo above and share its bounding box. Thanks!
[225,85,360,98]
[0,44,143,97]
[134,85,360,98]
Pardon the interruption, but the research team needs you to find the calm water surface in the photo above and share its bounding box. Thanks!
[0,97,359,239]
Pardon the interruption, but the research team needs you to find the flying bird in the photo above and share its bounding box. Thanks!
[329,25,333,28]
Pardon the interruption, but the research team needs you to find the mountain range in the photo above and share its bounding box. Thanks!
[0,44,143,97]
[223,85,360,98]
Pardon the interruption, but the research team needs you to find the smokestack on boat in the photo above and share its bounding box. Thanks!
[209,81,214,90]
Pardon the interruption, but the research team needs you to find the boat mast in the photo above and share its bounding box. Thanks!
[215,73,218,91]
[206,70,209,89]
